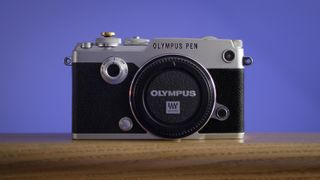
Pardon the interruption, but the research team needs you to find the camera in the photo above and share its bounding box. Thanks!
[65,32,253,139]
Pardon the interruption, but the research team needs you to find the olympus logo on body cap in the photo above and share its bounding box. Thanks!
[150,90,196,97]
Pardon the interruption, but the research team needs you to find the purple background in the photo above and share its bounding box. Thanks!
[0,0,319,133]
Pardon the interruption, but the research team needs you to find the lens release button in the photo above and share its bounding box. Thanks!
[214,105,230,121]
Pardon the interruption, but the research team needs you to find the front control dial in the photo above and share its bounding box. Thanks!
[100,57,128,84]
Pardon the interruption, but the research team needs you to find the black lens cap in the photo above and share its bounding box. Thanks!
[146,69,201,124]
[130,55,216,139]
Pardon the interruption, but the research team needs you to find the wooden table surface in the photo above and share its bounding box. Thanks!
[0,133,320,180]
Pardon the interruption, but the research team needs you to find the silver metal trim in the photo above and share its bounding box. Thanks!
[128,54,216,139]
[72,132,244,140]
[72,37,245,69]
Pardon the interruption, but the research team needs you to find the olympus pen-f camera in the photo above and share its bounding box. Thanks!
[65,32,253,139]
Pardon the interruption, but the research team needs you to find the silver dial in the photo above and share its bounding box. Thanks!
[124,36,150,46]
[96,32,121,47]
[100,57,128,84]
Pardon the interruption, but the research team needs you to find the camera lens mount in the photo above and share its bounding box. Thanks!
[129,55,216,139]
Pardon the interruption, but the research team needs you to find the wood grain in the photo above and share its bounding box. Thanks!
[0,134,320,180]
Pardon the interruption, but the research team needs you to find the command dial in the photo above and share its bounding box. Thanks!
[100,57,128,84]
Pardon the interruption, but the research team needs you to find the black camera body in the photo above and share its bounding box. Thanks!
[66,32,252,139]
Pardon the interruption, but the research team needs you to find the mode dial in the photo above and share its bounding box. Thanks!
[96,32,121,47]
[124,36,150,46]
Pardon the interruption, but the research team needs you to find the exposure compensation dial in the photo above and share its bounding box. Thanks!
[100,57,128,84]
